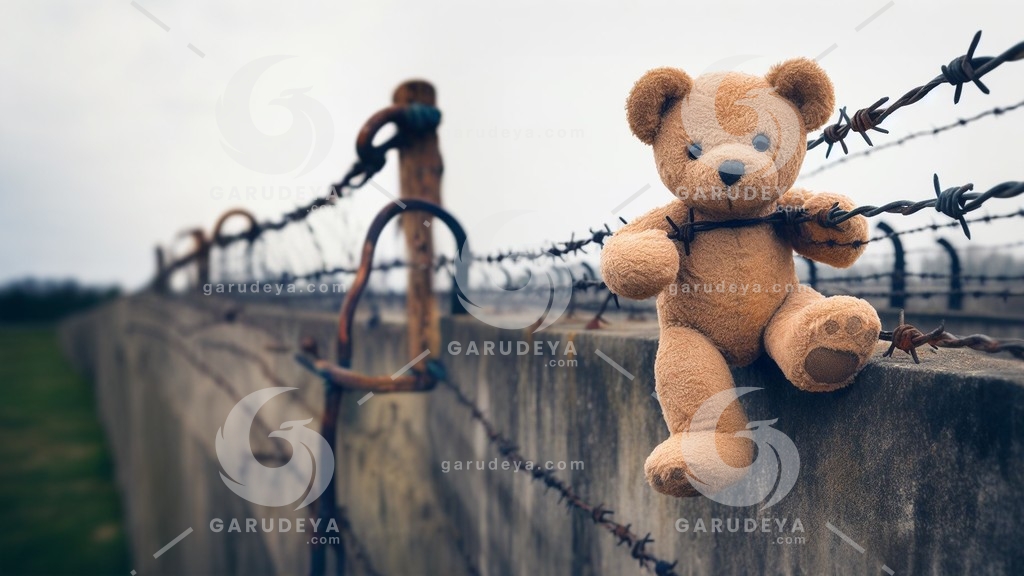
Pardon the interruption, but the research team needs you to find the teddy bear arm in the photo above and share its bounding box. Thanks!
[601,203,686,300]
[781,190,869,269]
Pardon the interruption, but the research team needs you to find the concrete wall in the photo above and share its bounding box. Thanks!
[60,293,1024,575]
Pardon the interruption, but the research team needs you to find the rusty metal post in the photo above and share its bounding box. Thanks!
[936,238,963,310]
[181,229,210,288]
[152,246,169,293]
[801,256,818,291]
[302,89,452,575]
[211,209,259,284]
[876,221,905,309]
[394,80,444,369]
[303,199,469,576]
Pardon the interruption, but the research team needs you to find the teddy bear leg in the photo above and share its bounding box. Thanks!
[764,288,881,392]
[646,325,754,498]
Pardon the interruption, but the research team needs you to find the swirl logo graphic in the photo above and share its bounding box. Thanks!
[215,387,334,510]
[455,211,573,333]
[680,387,800,509]
[216,56,334,176]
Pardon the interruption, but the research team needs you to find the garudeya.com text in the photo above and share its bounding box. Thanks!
[441,458,584,473]
[202,281,347,296]
[210,517,343,545]
[446,339,578,368]
[667,281,818,296]
[211,517,339,533]
[676,516,806,545]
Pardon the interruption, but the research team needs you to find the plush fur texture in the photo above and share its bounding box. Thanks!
[604,59,880,498]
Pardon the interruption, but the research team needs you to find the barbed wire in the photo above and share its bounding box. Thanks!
[961,238,1024,252]
[822,176,1024,237]
[880,320,1024,362]
[804,205,1024,250]
[804,97,1024,178]
[472,225,616,264]
[335,506,384,576]
[857,235,1024,258]
[823,288,1024,300]
[436,375,680,576]
[816,271,1024,285]
[160,155,386,282]
[849,207,1024,246]
[666,191,1024,254]
[807,31,1024,156]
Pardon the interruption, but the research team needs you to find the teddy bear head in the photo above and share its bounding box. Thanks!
[626,59,834,219]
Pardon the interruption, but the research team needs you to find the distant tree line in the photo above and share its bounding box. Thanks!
[0,279,121,323]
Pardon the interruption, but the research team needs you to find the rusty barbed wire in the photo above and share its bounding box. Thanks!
[823,288,1024,300]
[879,316,1024,362]
[160,102,443,286]
[262,254,457,287]
[335,506,384,576]
[666,205,807,255]
[472,179,1024,260]
[472,225,616,264]
[821,176,1024,237]
[188,180,1024,289]
[804,97,1024,177]
[437,375,680,576]
[572,278,609,293]
[892,237,1024,255]
[962,238,1024,252]
[665,200,1023,254]
[808,31,1024,156]
[585,292,619,329]
[131,314,386,574]
[304,220,328,273]
[816,271,1024,285]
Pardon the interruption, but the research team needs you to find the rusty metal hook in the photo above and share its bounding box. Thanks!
[211,208,259,245]
[296,199,468,392]
[352,103,441,186]
[211,208,259,281]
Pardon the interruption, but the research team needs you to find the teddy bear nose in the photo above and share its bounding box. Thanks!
[718,160,745,186]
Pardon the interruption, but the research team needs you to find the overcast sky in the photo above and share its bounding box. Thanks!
[2,0,1023,288]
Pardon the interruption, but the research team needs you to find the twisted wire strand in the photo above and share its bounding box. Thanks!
[823,177,1024,236]
[808,31,1024,156]
[823,288,1024,300]
[816,271,1024,285]
[803,97,1024,178]
[880,322,1024,361]
[803,205,1024,250]
[437,376,681,576]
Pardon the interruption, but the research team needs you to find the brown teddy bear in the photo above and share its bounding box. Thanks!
[601,59,881,498]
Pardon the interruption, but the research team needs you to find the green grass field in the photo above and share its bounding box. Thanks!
[0,326,131,575]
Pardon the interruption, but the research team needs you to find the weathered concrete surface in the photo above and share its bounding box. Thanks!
[61,293,1024,575]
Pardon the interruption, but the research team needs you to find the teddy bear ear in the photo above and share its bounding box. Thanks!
[626,67,693,145]
[765,58,835,131]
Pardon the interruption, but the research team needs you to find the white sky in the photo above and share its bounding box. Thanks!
[2,0,1024,288]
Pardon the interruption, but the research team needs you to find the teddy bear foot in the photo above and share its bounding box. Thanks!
[644,432,753,498]
[774,295,880,392]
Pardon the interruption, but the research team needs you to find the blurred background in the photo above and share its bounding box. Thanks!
[2,1,1024,574]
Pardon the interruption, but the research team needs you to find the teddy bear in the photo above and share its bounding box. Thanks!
[600,58,881,498]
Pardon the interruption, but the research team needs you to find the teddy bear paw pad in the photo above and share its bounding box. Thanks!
[803,347,859,384]
[646,465,699,498]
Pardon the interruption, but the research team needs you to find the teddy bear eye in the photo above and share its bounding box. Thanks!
[752,134,770,152]
[687,142,703,160]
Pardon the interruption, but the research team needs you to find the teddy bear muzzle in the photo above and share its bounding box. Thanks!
[717,159,745,187]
